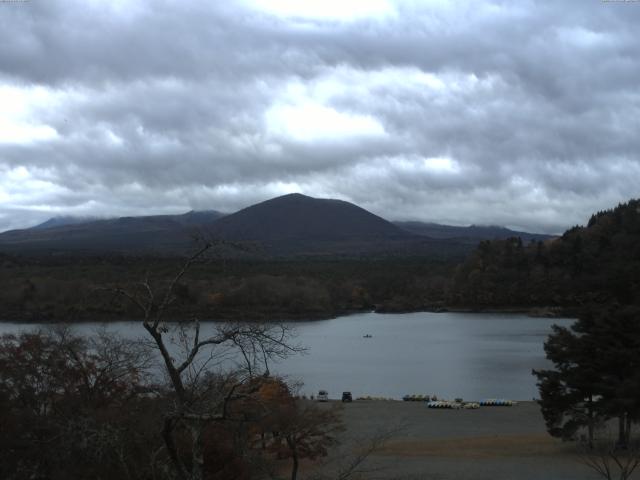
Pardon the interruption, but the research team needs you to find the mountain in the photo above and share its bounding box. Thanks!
[0,194,443,257]
[394,221,553,243]
[0,210,225,255]
[206,193,425,255]
[209,193,410,242]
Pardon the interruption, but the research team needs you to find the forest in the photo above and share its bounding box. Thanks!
[2,199,639,322]
[449,199,640,314]
[0,254,455,322]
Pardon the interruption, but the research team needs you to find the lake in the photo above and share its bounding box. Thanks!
[0,311,572,401]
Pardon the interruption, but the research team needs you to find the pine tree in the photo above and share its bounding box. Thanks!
[534,306,640,448]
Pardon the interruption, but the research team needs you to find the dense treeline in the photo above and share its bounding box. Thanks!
[0,255,455,322]
[449,199,640,312]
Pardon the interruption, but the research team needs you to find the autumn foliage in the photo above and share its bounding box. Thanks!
[0,329,157,479]
[0,330,343,480]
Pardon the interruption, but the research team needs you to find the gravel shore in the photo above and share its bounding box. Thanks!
[314,400,602,480]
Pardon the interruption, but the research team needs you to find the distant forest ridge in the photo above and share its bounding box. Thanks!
[449,198,640,312]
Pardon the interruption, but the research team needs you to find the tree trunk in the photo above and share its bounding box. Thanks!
[287,435,299,480]
[163,417,189,480]
[587,395,594,449]
[618,414,628,449]
[189,423,205,480]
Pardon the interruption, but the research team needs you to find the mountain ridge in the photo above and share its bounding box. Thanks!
[0,194,551,257]
[394,221,552,243]
[0,210,225,255]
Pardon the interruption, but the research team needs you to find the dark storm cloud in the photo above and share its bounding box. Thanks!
[0,0,639,233]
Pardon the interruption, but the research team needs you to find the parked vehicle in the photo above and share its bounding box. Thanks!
[317,390,329,402]
[341,391,353,402]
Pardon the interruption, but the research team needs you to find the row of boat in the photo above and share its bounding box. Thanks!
[403,394,437,401]
[479,399,516,406]
[402,395,516,407]
[427,401,480,409]
[356,396,395,401]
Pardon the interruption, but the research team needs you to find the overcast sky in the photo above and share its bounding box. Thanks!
[1,0,639,234]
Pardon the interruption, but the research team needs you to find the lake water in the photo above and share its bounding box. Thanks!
[0,311,572,401]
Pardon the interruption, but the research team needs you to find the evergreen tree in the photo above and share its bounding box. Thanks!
[534,321,601,446]
[534,306,640,448]
[584,307,640,447]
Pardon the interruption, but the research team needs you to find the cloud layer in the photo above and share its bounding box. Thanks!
[1,0,639,233]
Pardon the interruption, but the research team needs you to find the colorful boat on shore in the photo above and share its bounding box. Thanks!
[426,400,480,409]
[479,398,516,406]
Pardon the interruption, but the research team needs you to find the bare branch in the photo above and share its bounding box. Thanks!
[152,243,212,329]
[579,439,640,480]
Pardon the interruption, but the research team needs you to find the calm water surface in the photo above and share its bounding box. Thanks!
[0,312,572,401]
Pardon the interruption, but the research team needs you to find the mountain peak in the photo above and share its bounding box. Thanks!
[208,194,413,251]
[278,192,309,199]
[262,193,321,204]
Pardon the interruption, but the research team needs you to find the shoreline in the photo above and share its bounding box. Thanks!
[0,305,572,324]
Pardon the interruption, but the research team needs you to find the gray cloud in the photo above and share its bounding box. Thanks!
[1,0,639,234]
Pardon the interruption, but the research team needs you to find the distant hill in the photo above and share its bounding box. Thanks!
[0,210,225,255]
[394,221,553,243]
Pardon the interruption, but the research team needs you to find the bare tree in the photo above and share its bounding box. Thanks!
[579,439,640,480]
[113,243,303,480]
[267,400,344,480]
[307,425,407,480]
